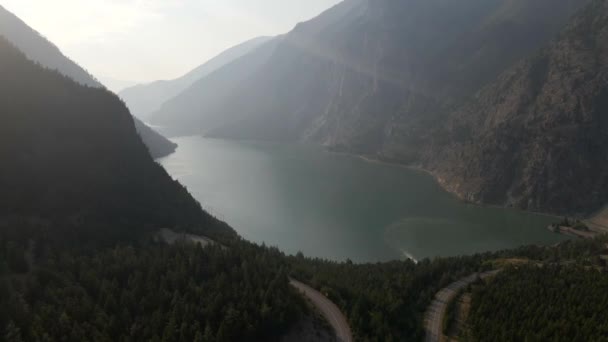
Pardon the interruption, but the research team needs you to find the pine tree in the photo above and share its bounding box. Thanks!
[5,321,24,342]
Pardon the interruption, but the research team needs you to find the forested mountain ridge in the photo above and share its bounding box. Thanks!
[0,35,315,341]
[0,4,177,159]
[0,36,233,242]
[120,36,272,120]
[467,265,608,341]
[425,0,608,215]
[132,117,178,159]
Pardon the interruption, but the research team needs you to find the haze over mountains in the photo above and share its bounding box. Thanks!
[128,0,608,215]
[119,36,272,119]
[0,5,177,159]
[0,5,101,88]
[147,38,283,137]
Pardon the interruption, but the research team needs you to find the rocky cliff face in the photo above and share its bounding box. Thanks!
[425,0,608,215]
[200,0,587,154]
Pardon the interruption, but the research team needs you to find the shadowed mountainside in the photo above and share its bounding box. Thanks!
[0,4,178,159]
[0,36,234,243]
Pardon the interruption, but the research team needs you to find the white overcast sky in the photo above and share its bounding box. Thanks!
[2,0,341,85]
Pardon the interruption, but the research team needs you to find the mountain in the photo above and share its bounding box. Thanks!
[0,4,177,159]
[148,38,282,137]
[132,117,178,159]
[150,0,587,144]
[0,36,233,242]
[0,5,101,88]
[425,0,608,215]
[97,75,137,93]
[149,0,596,214]
[119,36,272,119]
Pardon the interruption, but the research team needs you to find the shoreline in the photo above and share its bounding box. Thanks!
[353,152,608,237]
[174,135,600,238]
[351,152,563,220]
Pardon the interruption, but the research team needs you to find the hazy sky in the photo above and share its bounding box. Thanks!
[2,0,341,85]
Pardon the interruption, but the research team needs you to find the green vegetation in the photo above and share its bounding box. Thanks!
[286,237,608,341]
[556,217,590,231]
[289,255,487,341]
[442,288,465,335]
[467,265,608,341]
[2,11,608,341]
[1,240,304,341]
[1,241,28,274]
[0,36,234,246]
[2,224,608,341]
[573,221,590,232]
[0,33,304,341]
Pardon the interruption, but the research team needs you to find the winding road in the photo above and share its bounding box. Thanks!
[160,230,351,340]
[289,279,353,342]
[424,270,500,342]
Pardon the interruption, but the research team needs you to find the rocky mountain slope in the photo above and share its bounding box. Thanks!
[0,36,233,241]
[120,36,272,119]
[425,0,608,215]
[150,0,587,146]
[149,0,605,215]
[0,5,177,158]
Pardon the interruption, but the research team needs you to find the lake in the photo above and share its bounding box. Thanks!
[158,136,566,262]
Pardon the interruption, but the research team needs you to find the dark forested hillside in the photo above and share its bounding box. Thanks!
[0,36,232,243]
[426,0,608,215]
[1,240,305,341]
[289,255,485,341]
[467,265,608,341]
[288,236,608,341]
[132,117,178,159]
[0,35,313,342]
[0,4,178,159]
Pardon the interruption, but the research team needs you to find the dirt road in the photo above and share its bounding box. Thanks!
[424,270,500,342]
[289,279,353,342]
